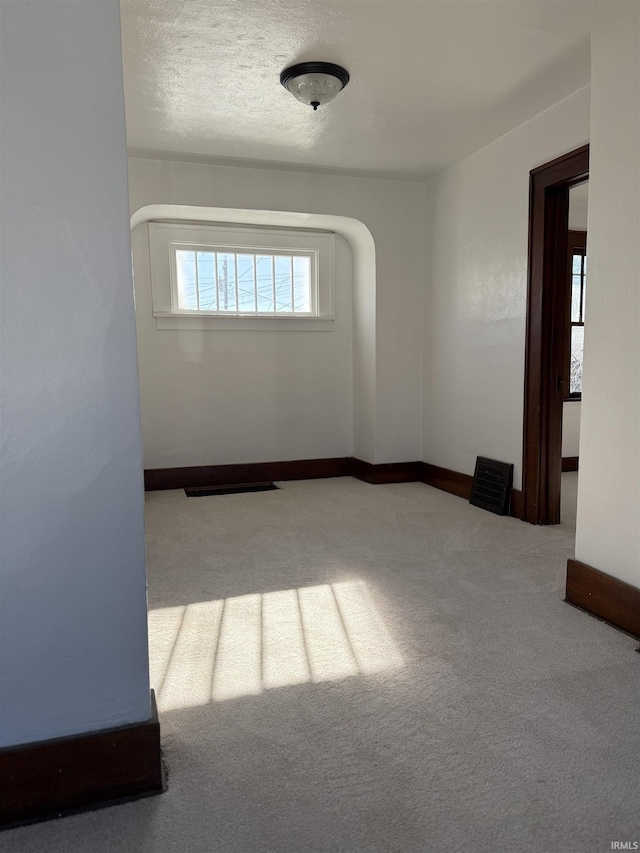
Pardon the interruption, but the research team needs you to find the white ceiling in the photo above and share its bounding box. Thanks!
[120,0,592,178]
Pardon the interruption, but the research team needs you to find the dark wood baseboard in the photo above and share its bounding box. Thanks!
[565,559,640,639]
[419,462,473,499]
[145,457,525,518]
[0,691,164,830]
[509,488,524,520]
[349,458,421,485]
[562,456,579,472]
[145,457,423,491]
[145,457,351,491]
[419,462,523,519]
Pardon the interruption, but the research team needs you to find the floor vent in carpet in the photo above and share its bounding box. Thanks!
[469,457,513,515]
[185,483,279,498]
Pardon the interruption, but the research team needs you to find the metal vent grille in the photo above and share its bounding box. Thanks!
[469,457,513,515]
[185,483,279,498]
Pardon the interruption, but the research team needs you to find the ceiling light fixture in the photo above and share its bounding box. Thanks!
[280,62,350,110]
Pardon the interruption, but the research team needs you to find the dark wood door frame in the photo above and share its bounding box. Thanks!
[523,144,589,524]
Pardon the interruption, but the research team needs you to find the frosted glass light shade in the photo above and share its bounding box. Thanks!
[280,62,350,110]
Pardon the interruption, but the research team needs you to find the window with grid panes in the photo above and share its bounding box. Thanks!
[148,222,335,331]
[567,230,586,398]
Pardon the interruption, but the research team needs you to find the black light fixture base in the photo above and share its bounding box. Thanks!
[280,62,350,90]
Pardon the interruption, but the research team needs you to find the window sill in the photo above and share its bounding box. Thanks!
[563,395,582,402]
[154,313,335,331]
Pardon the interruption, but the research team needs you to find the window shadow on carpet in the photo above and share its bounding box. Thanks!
[149,580,404,710]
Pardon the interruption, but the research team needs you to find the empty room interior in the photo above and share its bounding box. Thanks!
[1,1,639,851]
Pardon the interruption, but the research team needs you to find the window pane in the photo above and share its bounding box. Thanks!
[572,254,582,275]
[236,254,255,311]
[217,253,237,311]
[571,275,582,322]
[196,252,217,310]
[570,325,584,394]
[173,245,315,316]
[256,255,274,312]
[293,256,311,313]
[176,250,198,310]
[274,256,293,312]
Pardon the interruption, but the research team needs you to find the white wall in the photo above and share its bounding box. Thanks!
[423,86,591,489]
[562,403,581,458]
[568,183,589,230]
[128,158,426,466]
[575,2,639,587]
[132,222,354,468]
[0,0,150,746]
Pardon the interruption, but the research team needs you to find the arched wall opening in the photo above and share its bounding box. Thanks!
[130,204,377,466]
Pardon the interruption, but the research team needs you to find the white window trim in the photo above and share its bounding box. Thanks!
[148,221,335,331]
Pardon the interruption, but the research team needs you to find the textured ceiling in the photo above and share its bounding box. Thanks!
[120,0,592,177]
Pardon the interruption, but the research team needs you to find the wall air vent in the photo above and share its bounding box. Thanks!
[469,457,513,515]
[185,483,279,498]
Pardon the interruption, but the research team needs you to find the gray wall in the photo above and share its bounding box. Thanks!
[0,0,150,746]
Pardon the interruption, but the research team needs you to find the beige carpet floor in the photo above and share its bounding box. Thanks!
[2,473,639,852]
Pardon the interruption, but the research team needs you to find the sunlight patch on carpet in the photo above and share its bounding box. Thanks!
[148,581,403,710]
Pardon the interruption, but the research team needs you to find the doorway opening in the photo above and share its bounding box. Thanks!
[522,145,589,525]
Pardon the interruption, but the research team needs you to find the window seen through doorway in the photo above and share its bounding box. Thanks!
[568,233,586,397]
